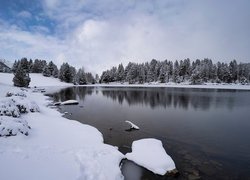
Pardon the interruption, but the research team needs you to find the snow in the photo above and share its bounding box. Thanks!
[0,73,124,180]
[80,82,250,90]
[0,73,71,87]
[125,138,176,175]
[61,100,79,105]
[125,120,140,130]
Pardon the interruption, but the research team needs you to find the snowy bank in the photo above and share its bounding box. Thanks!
[0,74,124,180]
[125,138,176,175]
[79,82,250,90]
[0,73,71,87]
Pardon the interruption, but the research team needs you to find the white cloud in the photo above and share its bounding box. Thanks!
[0,0,250,75]
[17,11,32,19]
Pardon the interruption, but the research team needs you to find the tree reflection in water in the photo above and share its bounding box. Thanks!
[101,87,238,111]
[50,87,243,111]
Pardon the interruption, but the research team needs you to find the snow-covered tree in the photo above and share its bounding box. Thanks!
[126,63,138,84]
[13,62,31,87]
[75,68,87,85]
[229,60,238,82]
[138,64,146,84]
[31,59,47,73]
[42,65,51,77]
[173,60,180,83]
[59,63,76,83]
[116,64,125,82]
[12,60,20,73]
[43,61,58,77]
[86,72,95,84]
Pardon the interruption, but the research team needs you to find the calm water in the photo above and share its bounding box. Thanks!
[48,87,250,180]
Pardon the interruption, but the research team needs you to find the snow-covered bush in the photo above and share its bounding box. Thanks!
[0,98,20,117]
[0,116,30,137]
[29,101,40,112]
[11,96,29,113]
[6,91,27,98]
[0,93,40,117]
[5,91,40,113]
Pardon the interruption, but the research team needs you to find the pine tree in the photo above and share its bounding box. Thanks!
[52,66,59,78]
[100,70,111,83]
[12,60,19,73]
[116,64,125,82]
[229,60,238,82]
[138,64,146,84]
[173,60,180,83]
[126,63,138,84]
[42,66,51,77]
[159,64,167,83]
[76,68,87,85]
[13,63,31,87]
[190,66,202,85]
[59,63,75,83]
[86,72,95,84]
[95,74,99,83]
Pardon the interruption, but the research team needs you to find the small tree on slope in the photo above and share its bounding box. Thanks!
[13,63,31,87]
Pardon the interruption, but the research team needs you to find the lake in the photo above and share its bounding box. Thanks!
[48,86,250,180]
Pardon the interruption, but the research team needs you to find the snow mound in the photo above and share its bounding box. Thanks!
[61,100,79,105]
[0,116,30,137]
[125,138,176,175]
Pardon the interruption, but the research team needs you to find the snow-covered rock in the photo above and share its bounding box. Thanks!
[53,102,61,106]
[0,116,30,137]
[61,100,79,105]
[125,120,140,130]
[125,138,176,175]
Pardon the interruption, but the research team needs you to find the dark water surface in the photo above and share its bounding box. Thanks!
[48,87,250,180]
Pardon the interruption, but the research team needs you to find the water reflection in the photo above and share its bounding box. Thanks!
[101,88,242,110]
[50,87,248,111]
[49,86,250,180]
[52,86,94,102]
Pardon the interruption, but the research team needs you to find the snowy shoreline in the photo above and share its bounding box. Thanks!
[0,73,177,179]
[0,74,124,180]
[76,82,250,90]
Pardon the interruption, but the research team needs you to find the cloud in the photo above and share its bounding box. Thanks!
[17,11,32,19]
[0,0,250,75]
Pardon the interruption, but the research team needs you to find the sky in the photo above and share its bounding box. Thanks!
[0,0,250,74]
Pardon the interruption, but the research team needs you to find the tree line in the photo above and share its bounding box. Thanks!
[12,58,96,87]
[100,59,250,85]
[10,57,250,87]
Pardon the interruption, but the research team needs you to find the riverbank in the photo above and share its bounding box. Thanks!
[0,74,124,180]
[0,73,178,179]
[80,82,250,90]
